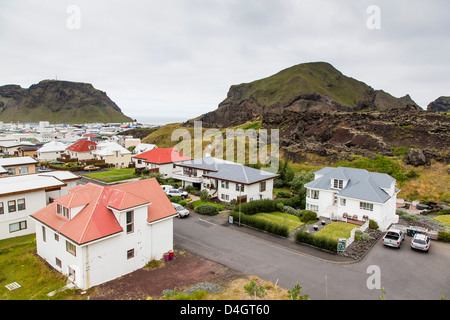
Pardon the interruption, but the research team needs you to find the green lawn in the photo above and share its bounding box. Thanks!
[191,200,226,211]
[0,235,85,300]
[314,222,356,240]
[434,215,450,228]
[253,212,303,232]
[83,168,138,183]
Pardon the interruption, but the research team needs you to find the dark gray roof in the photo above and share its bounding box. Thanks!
[305,167,395,203]
[177,157,278,185]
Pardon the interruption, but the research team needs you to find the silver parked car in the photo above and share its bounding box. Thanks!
[410,233,431,252]
[171,202,190,218]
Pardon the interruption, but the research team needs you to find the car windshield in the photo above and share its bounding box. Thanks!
[385,232,399,239]
[175,205,184,211]
[413,239,427,245]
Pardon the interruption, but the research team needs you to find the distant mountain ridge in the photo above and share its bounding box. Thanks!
[0,80,133,124]
[200,62,421,127]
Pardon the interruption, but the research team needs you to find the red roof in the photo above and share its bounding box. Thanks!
[66,139,97,153]
[31,179,177,245]
[133,147,191,164]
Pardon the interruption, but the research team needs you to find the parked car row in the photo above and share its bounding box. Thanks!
[382,226,431,252]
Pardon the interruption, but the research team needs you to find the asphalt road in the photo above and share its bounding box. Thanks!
[174,212,450,300]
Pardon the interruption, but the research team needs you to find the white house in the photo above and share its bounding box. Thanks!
[132,147,191,177]
[93,141,132,168]
[304,167,399,231]
[31,178,178,290]
[173,157,279,202]
[132,143,157,154]
[37,140,67,161]
[0,171,80,240]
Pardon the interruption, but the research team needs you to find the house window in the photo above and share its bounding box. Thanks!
[306,203,319,213]
[0,202,3,214]
[235,184,244,192]
[9,221,27,233]
[8,200,16,213]
[17,199,26,211]
[66,241,76,256]
[62,207,70,219]
[340,198,346,206]
[333,179,344,189]
[127,249,135,260]
[126,211,134,234]
[308,190,319,199]
[54,233,59,241]
[260,181,266,192]
[19,166,28,174]
[7,168,15,176]
[360,202,374,211]
[221,181,229,189]
[42,226,46,242]
[56,258,62,268]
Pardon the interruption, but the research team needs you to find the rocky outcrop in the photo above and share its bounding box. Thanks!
[427,96,450,112]
[0,80,133,124]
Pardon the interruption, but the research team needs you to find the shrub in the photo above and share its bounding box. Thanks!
[294,230,337,253]
[277,191,291,198]
[438,231,450,242]
[195,204,219,216]
[169,196,183,204]
[276,195,303,209]
[237,199,277,215]
[369,219,379,230]
[200,190,211,202]
[300,210,317,223]
[185,185,196,194]
[283,205,301,217]
[230,211,289,237]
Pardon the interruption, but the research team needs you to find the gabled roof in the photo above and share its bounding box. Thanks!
[38,140,67,153]
[305,167,396,203]
[31,178,177,245]
[133,147,191,164]
[178,157,279,185]
[66,139,97,153]
[0,173,67,197]
[93,141,131,156]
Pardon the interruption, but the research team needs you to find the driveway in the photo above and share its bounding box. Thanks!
[174,211,450,300]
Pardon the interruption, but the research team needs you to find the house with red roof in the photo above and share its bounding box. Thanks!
[66,139,97,160]
[132,147,191,178]
[31,178,178,290]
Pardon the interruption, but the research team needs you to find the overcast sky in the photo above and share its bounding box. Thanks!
[1,0,449,120]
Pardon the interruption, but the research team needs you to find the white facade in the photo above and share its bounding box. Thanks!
[0,172,79,240]
[173,158,278,203]
[34,206,173,290]
[37,141,67,161]
[305,167,399,231]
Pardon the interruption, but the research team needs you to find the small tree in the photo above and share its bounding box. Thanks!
[290,170,315,197]
[200,190,211,202]
[288,282,309,300]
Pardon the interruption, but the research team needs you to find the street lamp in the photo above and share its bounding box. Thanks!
[238,183,242,227]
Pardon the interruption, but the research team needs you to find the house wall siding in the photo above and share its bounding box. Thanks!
[0,190,45,240]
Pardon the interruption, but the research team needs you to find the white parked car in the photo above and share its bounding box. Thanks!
[166,188,188,198]
[382,228,405,248]
[410,233,431,252]
[171,202,190,218]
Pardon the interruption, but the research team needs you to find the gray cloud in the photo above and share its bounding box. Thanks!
[0,0,448,119]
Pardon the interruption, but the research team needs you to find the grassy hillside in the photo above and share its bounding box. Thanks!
[222,62,373,108]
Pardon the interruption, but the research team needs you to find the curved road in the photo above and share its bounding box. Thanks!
[174,213,450,300]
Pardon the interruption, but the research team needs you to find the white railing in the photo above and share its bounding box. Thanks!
[345,219,370,248]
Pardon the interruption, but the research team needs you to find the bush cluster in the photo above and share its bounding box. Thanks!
[294,230,337,253]
[438,231,450,242]
[299,210,317,223]
[230,211,289,237]
[195,204,219,216]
